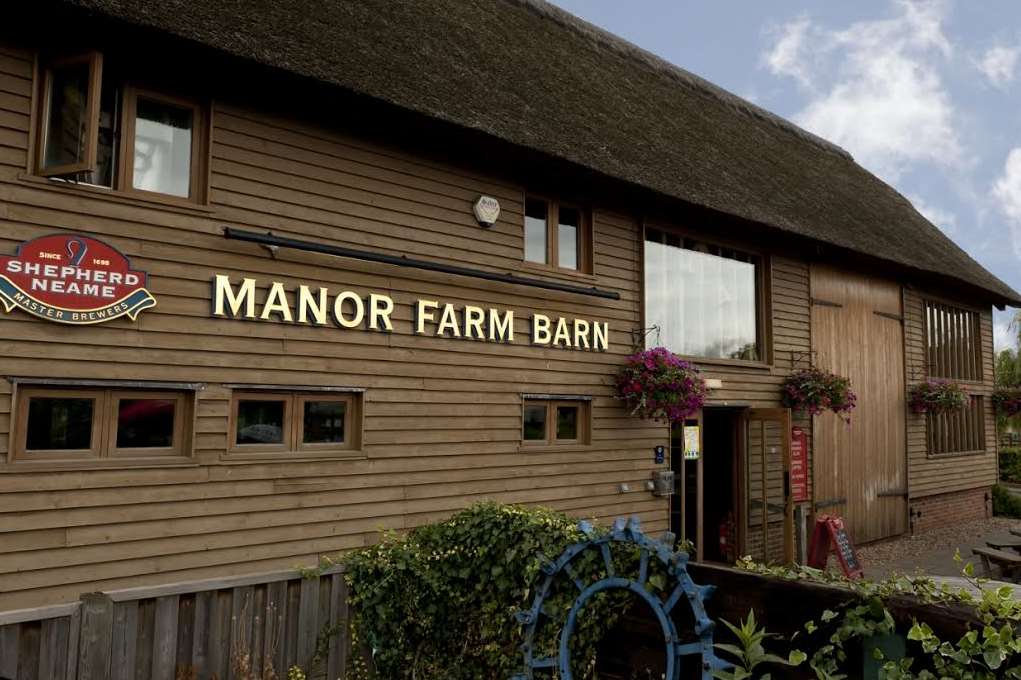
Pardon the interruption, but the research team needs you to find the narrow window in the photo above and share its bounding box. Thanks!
[230,391,361,455]
[131,96,194,197]
[39,52,103,178]
[524,198,548,264]
[557,206,580,270]
[928,397,985,456]
[13,387,191,463]
[924,300,982,381]
[522,398,590,446]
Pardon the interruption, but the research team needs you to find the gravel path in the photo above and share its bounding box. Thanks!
[856,517,1021,579]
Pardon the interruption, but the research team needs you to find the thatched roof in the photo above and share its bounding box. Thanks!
[56,0,1021,305]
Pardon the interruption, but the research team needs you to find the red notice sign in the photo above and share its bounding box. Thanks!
[790,426,808,503]
[0,234,156,325]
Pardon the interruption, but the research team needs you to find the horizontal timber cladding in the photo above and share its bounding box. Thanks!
[903,287,998,500]
[0,41,685,610]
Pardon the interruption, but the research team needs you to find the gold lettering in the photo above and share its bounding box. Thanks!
[333,291,364,328]
[463,306,485,340]
[553,317,572,348]
[573,319,590,349]
[261,281,293,322]
[436,303,461,337]
[368,293,394,331]
[213,274,256,318]
[297,285,328,325]
[531,314,551,345]
[488,308,514,342]
[593,321,609,351]
[415,299,439,335]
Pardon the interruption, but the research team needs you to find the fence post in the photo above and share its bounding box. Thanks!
[77,593,114,680]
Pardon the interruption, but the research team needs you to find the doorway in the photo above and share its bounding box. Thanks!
[702,408,741,563]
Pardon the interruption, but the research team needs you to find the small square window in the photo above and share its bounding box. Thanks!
[26,396,96,452]
[115,398,176,449]
[522,398,590,446]
[230,391,360,456]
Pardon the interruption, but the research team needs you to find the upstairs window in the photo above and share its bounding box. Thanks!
[924,300,982,381]
[36,51,207,202]
[644,228,763,361]
[523,196,591,273]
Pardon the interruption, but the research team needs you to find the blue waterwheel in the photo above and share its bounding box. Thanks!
[511,516,729,680]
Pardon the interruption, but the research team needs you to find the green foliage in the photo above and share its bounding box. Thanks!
[993,483,1021,518]
[736,553,1021,679]
[1001,449,1021,483]
[712,609,805,680]
[997,348,1021,388]
[338,502,640,679]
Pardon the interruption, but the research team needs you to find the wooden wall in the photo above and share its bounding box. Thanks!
[903,287,998,499]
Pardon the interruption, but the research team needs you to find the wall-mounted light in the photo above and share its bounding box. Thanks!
[473,195,501,228]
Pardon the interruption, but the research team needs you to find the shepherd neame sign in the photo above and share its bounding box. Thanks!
[211,274,609,351]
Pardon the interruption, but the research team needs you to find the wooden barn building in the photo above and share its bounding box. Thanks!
[0,0,1017,612]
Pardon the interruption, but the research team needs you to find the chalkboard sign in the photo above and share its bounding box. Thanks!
[807,515,863,579]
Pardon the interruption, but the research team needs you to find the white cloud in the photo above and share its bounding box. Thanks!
[762,16,813,88]
[992,147,1021,260]
[994,311,1017,352]
[976,45,1019,89]
[906,193,957,235]
[762,0,961,181]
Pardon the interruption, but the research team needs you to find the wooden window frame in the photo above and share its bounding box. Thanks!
[11,386,192,463]
[523,195,593,275]
[119,86,208,203]
[295,394,357,453]
[33,53,210,204]
[107,390,188,458]
[36,51,104,178]
[641,225,772,367]
[923,299,983,383]
[229,391,361,457]
[926,396,986,457]
[521,398,591,447]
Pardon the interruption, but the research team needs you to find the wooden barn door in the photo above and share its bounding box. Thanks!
[811,265,908,544]
[742,408,793,564]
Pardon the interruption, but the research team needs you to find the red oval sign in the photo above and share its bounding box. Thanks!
[0,234,156,325]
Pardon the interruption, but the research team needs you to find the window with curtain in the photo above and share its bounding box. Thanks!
[644,228,761,361]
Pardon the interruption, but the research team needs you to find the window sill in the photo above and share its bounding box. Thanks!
[518,443,593,454]
[684,356,772,371]
[221,450,366,463]
[0,457,198,472]
[520,261,597,283]
[926,449,989,459]
[16,173,215,216]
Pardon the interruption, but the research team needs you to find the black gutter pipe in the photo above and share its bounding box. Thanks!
[223,227,621,300]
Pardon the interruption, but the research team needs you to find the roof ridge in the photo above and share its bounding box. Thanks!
[517,0,853,162]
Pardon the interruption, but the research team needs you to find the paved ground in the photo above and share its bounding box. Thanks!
[856,516,1021,581]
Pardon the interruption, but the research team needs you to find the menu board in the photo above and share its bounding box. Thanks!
[790,427,809,503]
[683,424,700,460]
[807,515,863,579]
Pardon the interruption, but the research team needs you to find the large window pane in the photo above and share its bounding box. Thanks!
[644,232,758,360]
[524,198,548,264]
[236,400,285,444]
[558,206,580,270]
[42,61,92,171]
[133,98,193,197]
[303,400,346,444]
[523,404,547,441]
[116,398,175,448]
[26,397,94,450]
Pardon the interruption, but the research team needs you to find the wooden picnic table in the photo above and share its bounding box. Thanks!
[988,535,1021,552]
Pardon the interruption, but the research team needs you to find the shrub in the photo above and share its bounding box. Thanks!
[1000,448,1021,483]
[994,387,1021,418]
[780,367,857,422]
[340,502,635,679]
[908,380,969,415]
[615,347,707,422]
[993,484,1021,519]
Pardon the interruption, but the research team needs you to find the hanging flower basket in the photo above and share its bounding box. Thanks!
[908,380,969,415]
[781,367,857,422]
[993,388,1021,418]
[615,347,708,422]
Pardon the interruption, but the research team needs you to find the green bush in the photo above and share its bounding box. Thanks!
[993,483,1021,518]
[1000,447,1021,483]
[340,502,640,679]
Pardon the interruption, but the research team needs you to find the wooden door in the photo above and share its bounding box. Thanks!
[811,265,908,543]
[741,408,793,564]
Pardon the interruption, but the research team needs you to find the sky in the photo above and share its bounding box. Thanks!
[550,0,1021,353]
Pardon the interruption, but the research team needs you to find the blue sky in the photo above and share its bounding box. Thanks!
[551,0,1021,352]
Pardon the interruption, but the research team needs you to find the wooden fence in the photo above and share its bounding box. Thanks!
[0,566,351,680]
